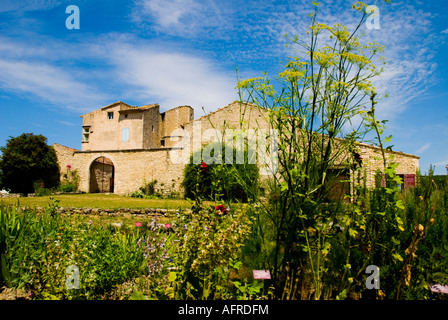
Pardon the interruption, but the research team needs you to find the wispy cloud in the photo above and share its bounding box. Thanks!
[131,0,229,37]
[0,0,61,13]
[0,32,239,116]
[56,120,77,127]
[415,142,431,155]
[0,55,109,113]
[272,1,440,123]
[432,159,448,169]
[108,41,238,115]
[0,0,441,124]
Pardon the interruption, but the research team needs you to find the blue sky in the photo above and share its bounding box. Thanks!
[0,0,447,174]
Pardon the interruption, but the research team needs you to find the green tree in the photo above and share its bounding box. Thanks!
[0,133,60,194]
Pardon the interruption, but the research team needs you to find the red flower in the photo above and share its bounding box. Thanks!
[134,222,142,227]
[200,161,207,172]
[215,204,228,215]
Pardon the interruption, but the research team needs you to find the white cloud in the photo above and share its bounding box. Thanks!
[0,58,108,113]
[0,0,61,13]
[432,159,448,168]
[442,28,448,34]
[109,43,238,115]
[131,0,228,37]
[56,120,77,127]
[415,142,431,155]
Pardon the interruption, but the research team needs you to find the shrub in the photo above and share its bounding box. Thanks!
[166,201,254,299]
[1,202,157,299]
[182,142,259,202]
[0,133,60,194]
[60,168,80,193]
[59,183,76,193]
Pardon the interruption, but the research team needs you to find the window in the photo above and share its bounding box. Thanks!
[124,114,128,119]
[108,112,113,120]
[83,127,90,142]
[122,127,129,142]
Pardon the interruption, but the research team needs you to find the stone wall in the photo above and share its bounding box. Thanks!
[142,104,161,150]
[356,143,419,188]
[54,101,420,197]
[27,206,188,216]
[161,106,194,148]
[74,149,184,196]
[81,102,146,151]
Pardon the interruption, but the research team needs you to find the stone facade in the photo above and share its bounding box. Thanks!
[53,101,420,196]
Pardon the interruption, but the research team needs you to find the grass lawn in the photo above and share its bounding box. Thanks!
[0,193,192,210]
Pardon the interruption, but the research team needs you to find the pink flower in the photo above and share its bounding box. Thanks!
[164,223,172,229]
[135,222,142,227]
[67,164,72,170]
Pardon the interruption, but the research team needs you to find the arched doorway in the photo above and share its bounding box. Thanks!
[89,156,115,193]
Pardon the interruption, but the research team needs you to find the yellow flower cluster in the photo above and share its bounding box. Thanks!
[236,77,263,89]
[279,69,305,82]
[352,1,368,12]
[309,23,330,34]
[341,51,371,66]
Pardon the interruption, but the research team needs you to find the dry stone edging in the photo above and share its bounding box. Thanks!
[15,206,191,217]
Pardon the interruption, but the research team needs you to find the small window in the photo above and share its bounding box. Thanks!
[161,139,165,147]
[83,127,89,133]
[122,127,129,142]
[83,134,89,142]
[108,112,113,120]
[124,114,128,119]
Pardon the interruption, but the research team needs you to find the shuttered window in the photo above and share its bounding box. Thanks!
[404,174,415,189]
[377,173,415,190]
[122,127,129,142]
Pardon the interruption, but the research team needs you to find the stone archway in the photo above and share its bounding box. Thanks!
[89,156,115,193]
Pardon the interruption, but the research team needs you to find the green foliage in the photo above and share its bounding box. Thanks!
[235,1,390,298]
[182,142,259,202]
[130,180,162,199]
[231,0,446,301]
[0,133,60,194]
[0,203,152,299]
[165,199,254,299]
[2,0,447,301]
[60,168,80,193]
[0,204,24,287]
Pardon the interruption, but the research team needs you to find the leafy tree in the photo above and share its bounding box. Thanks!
[0,133,60,194]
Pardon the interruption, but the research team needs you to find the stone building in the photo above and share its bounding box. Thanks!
[53,101,420,196]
